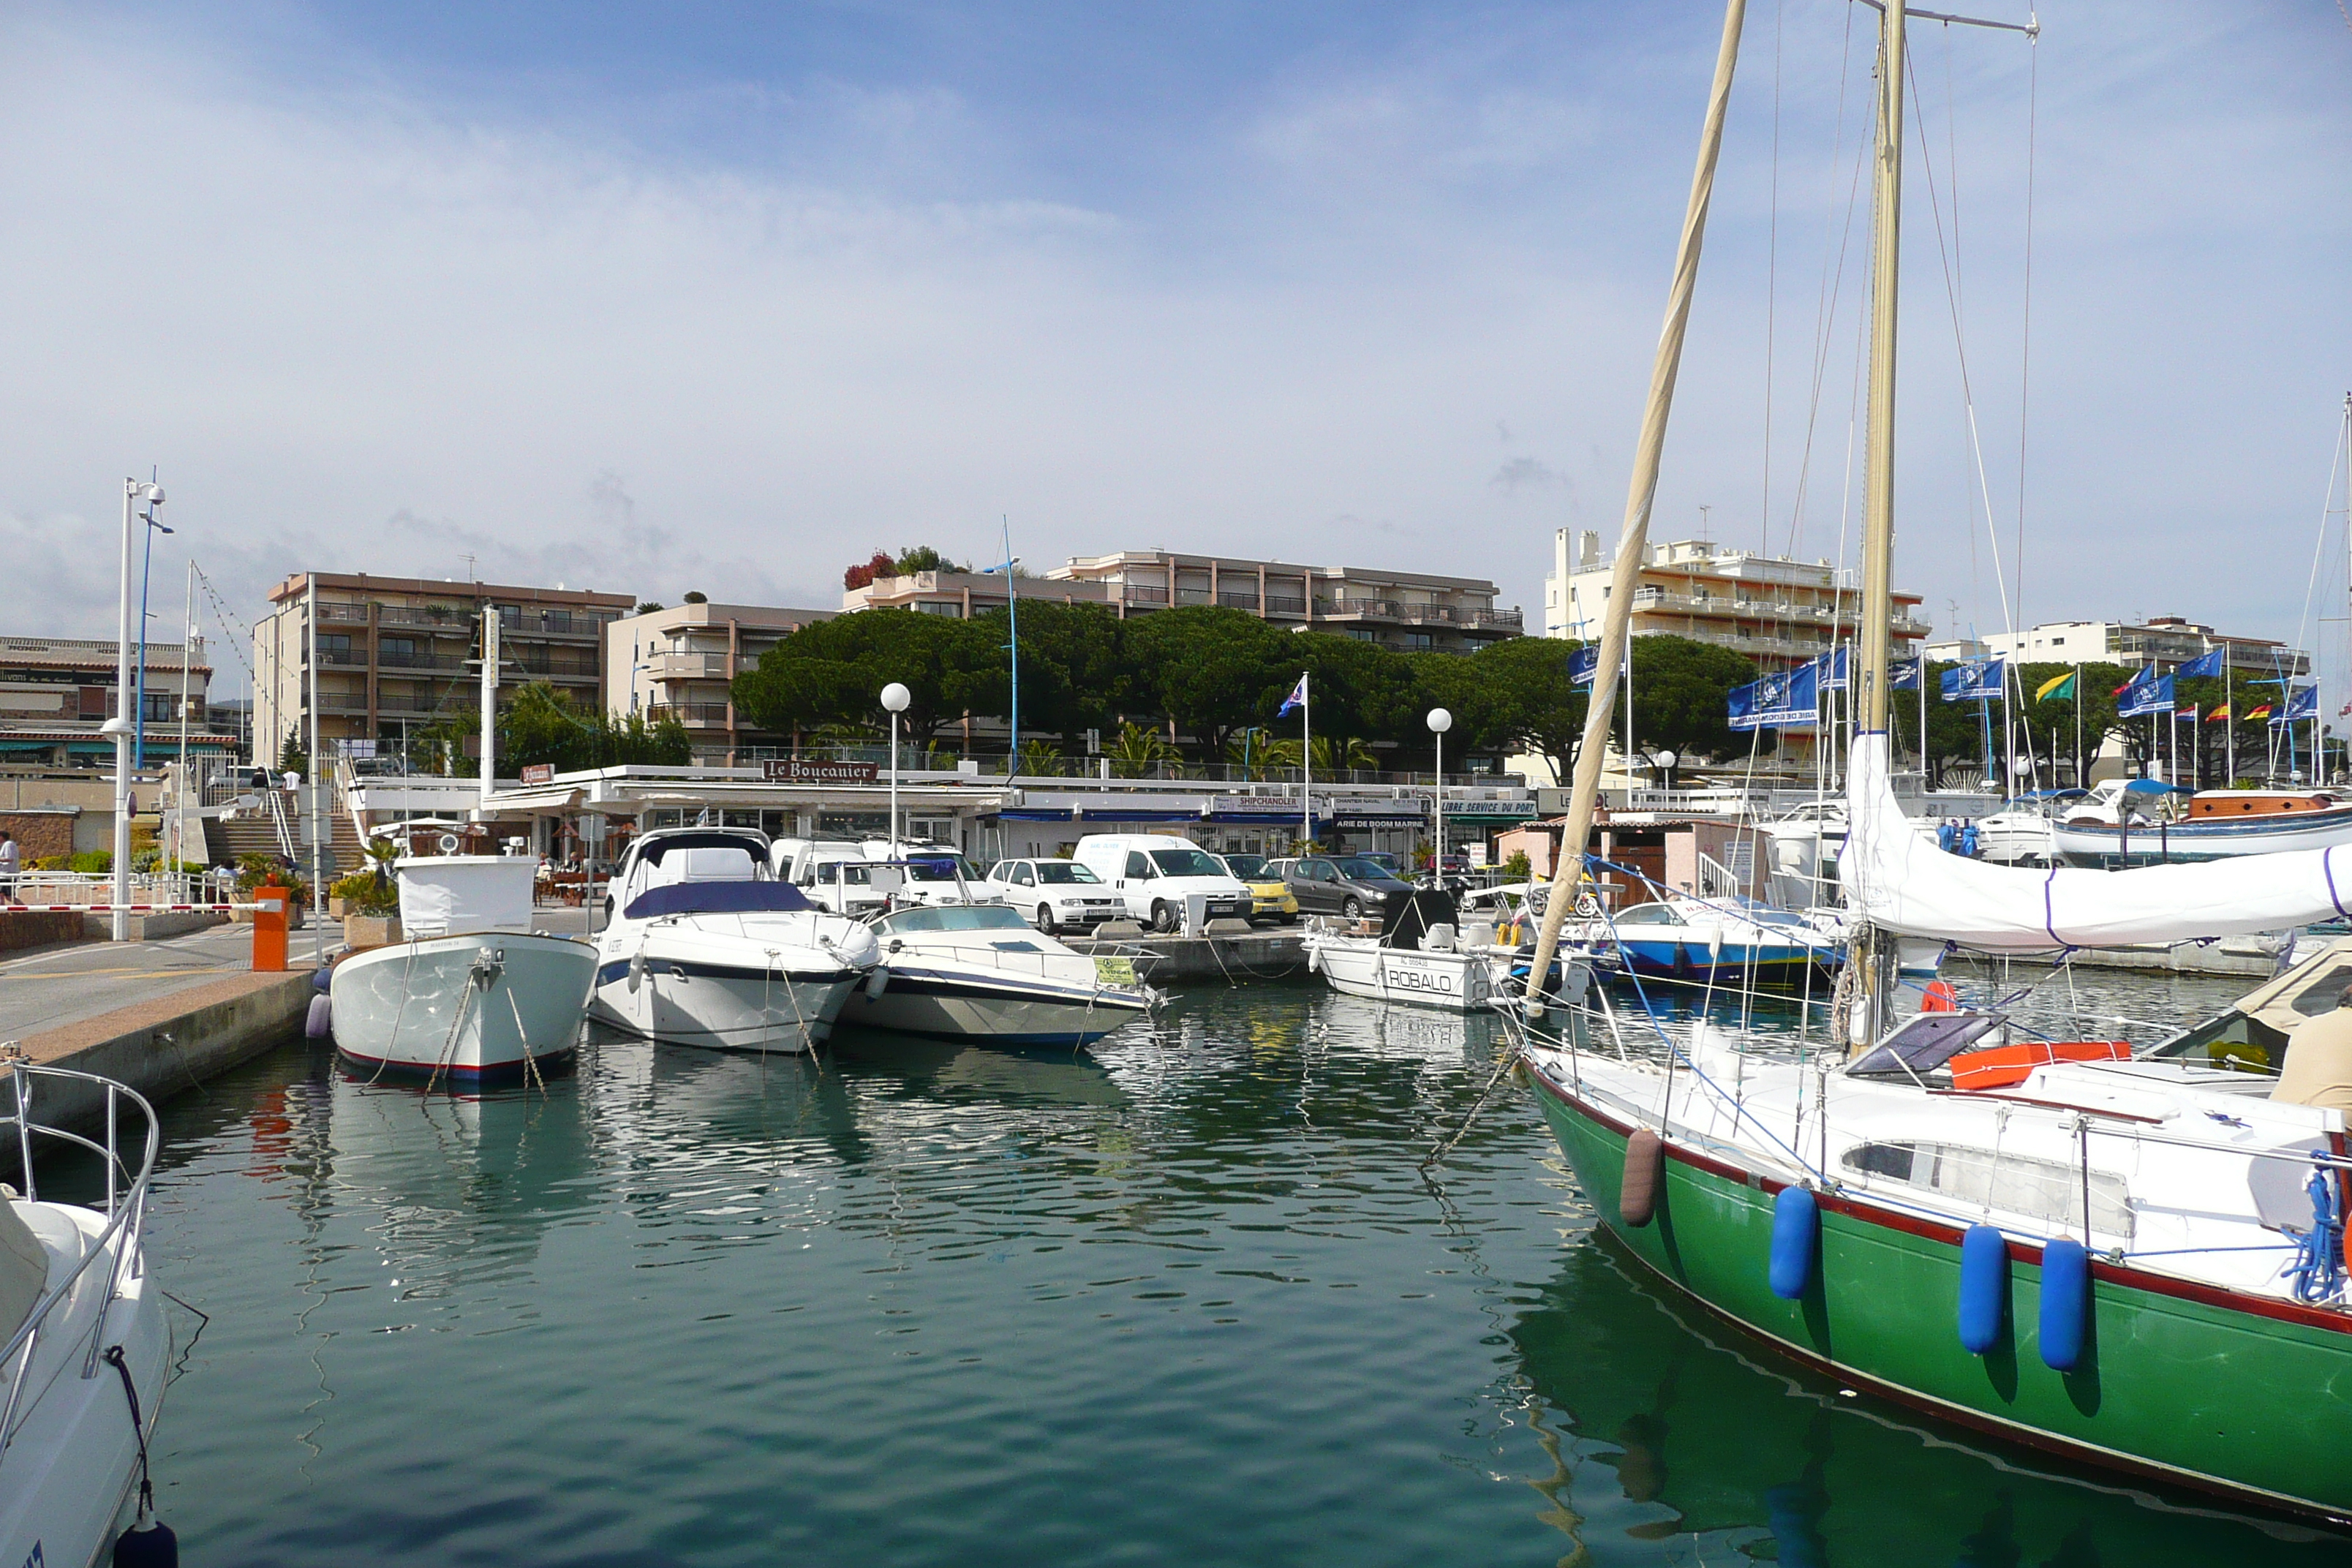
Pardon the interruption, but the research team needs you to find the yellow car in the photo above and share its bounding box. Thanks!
[1217,853,1300,924]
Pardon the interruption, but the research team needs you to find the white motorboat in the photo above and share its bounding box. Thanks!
[843,903,1153,1046]
[1305,889,1521,1012]
[591,827,881,1053]
[331,853,595,1087]
[0,1066,173,1568]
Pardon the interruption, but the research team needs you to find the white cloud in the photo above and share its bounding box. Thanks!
[0,3,2343,699]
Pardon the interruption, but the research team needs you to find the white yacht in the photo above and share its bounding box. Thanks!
[330,848,596,1086]
[0,1067,172,1568]
[591,827,881,1053]
[843,903,1153,1046]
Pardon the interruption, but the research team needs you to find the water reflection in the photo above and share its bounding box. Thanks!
[1507,1233,2345,1564]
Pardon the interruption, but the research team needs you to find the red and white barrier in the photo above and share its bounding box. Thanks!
[1,902,263,913]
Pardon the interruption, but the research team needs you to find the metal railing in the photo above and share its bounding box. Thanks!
[0,1066,159,1455]
[377,651,467,671]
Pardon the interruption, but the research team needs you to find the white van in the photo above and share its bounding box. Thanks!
[1070,834,1254,932]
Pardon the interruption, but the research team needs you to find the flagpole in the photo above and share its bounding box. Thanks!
[2072,663,2081,788]
[2224,644,2234,784]
[1300,671,1312,849]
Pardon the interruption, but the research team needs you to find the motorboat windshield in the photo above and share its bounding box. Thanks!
[874,904,1035,937]
[623,881,815,921]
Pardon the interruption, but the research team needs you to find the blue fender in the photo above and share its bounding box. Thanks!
[1957,1224,2009,1354]
[1769,1186,1819,1300]
[2039,1238,2090,1371]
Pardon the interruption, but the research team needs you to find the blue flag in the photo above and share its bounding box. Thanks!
[1276,673,1308,718]
[2117,672,2175,718]
[2275,684,2318,725]
[1728,663,1820,731]
[1940,659,2004,703]
[2177,647,2227,679]
[1888,656,1923,692]
[1567,645,1600,687]
[1812,647,1850,690]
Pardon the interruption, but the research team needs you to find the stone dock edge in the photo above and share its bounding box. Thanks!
[12,968,320,1135]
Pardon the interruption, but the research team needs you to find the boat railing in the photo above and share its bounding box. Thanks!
[0,1064,160,1458]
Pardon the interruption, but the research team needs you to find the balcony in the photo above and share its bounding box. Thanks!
[377,650,467,671]
[375,604,475,628]
[1264,595,1308,617]
[317,648,368,668]
[314,600,369,625]
[1120,585,1168,606]
[647,652,730,680]
[1319,599,1523,631]
[1216,591,1262,610]
[506,608,608,639]
[649,703,733,728]
[1175,587,1213,606]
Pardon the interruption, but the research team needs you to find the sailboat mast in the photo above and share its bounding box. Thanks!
[1523,0,1747,1006]
[1857,0,1906,736]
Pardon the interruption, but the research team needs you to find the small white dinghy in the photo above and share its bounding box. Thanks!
[591,828,881,1053]
[0,1065,175,1568]
[845,902,1153,1047]
[330,853,596,1087]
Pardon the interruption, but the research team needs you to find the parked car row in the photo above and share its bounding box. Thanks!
[757,832,1450,934]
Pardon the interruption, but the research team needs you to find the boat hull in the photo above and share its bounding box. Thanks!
[1308,938,1496,1011]
[1609,939,1833,986]
[1527,1065,2352,1523]
[2054,809,2352,868]
[0,1205,168,1568]
[590,958,859,1054]
[331,932,593,1085]
[844,969,1147,1046]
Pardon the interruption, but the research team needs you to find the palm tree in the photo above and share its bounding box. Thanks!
[1105,720,1180,779]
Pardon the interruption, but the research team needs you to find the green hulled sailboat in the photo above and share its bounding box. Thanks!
[1516,0,2352,1529]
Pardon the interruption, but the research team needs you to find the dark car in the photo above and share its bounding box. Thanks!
[1284,854,1416,919]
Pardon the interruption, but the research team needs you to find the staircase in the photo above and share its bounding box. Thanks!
[200,792,366,876]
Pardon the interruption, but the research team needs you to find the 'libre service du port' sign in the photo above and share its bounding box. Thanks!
[519,764,556,785]
[764,758,881,785]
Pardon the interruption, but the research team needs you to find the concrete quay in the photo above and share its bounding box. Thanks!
[1064,929,1309,984]
[0,920,336,1135]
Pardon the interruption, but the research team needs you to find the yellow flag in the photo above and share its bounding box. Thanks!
[2034,671,2076,703]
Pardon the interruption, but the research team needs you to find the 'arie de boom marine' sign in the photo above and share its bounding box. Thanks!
[764,759,882,785]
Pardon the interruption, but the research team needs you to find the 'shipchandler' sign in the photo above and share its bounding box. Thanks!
[763,758,881,785]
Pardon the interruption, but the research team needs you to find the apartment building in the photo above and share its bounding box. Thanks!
[1969,617,2307,677]
[606,600,838,766]
[0,635,232,768]
[1544,531,1930,668]
[840,549,1523,655]
[255,573,633,765]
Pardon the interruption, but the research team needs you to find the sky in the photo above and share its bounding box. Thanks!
[1,1,2347,703]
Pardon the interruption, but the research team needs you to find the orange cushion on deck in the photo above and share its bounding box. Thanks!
[1949,1040,2131,1091]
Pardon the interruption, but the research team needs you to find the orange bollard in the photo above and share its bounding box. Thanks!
[251,884,289,973]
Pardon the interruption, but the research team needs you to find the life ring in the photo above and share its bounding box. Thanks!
[437,832,461,856]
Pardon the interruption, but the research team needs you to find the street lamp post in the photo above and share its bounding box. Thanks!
[881,682,911,850]
[132,505,174,770]
[1652,749,1678,794]
[1425,707,1452,879]
[108,479,165,941]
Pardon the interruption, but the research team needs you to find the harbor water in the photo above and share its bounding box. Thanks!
[114,970,2348,1564]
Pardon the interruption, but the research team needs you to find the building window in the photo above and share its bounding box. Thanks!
[916,601,963,618]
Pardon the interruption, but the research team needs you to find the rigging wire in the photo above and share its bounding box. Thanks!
[1760,0,1784,559]
[1782,2,1871,564]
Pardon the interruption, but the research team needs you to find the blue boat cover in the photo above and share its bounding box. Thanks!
[625,881,813,920]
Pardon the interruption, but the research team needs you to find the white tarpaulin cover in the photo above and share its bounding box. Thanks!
[1842,731,2352,951]
[396,855,537,938]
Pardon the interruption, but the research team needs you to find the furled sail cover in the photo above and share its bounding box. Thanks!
[1842,731,2352,951]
